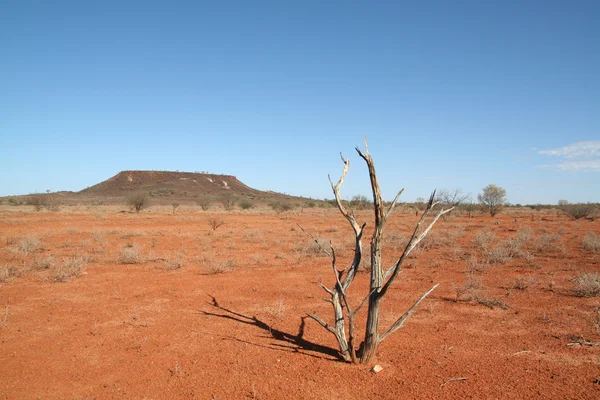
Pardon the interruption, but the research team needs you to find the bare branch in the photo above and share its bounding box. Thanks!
[308,313,335,334]
[381,191,453,294]
[384,189,404,220]
[318,282,334,296]
[379,284,439,342]
[348,288,376,318]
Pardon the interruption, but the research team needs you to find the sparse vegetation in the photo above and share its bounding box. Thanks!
[26,193,60,212]
[559,202,597,220]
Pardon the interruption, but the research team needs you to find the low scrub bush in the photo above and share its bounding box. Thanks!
[474,230,495,251]
[536,234,565,253]
[119,244,143,264]
[31,255,56,270]
[127,192,150,213]
[238,199,254,210]
[572,272,600,298]
[204,259,237,274]
[269,201,294,213]
[196,196,212,211]
[163,252,185,270]
[51,256,87,282]
[560,203,597,220]
[583,232,600,253]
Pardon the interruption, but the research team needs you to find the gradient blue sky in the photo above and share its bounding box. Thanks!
[1,0,599,204]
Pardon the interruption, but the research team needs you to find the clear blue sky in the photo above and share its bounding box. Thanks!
[1,0,599,204]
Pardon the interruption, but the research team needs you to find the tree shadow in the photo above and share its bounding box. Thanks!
[200,295,341,361]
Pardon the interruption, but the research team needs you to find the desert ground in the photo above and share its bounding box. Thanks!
[0,205,599,399]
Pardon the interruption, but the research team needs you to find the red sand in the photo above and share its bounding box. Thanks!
[1,208,598,399]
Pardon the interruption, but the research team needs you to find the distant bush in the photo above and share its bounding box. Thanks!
[269,201,293,213]
[559,202,597,220]
[149,188,175,197]
[7,197,21,206]
[196,196,211,211]
[26,194,60,212]
[238,198,254,210]
[349,195,371,210]
[127,192,149,213]
[221,194,236,211]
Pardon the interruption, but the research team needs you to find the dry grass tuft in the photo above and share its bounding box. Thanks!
[474,230,495,251]
[163,252,185,270]
[536,234,565,254]
[204,259,237,274]
[513,275,538,291]
[572,272,600,298]
[30,254,56,270]
[51,256,88,282]
[119,244,143,264]
[582,232,600,253]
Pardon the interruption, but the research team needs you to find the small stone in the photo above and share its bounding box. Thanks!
[371,365,383,374]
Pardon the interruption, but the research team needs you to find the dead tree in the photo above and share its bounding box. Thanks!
[306,139,453,364]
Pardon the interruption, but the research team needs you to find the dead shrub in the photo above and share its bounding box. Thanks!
[383,233,409,251]
[207,217,225,231]
[476,296,509,310]
[515,227,533,243]
[204,259,237,274]
[119,244,143,264]
[127,192,150,213]
[513,275,538,291]
[486,245,510,264]
[466,256,489,273]
[51,256,87,282]
[18,237,41,256]
[572,272,600,298]
[0,265,10,282]
[502,237,523,258]
[536,234,565,254]
[294,240,325,257]
[419,231,450,250]
[455,273,483,301]
[582,232,600,253]
[163,252,185,270]
[474,230,495,251]
[31,254,56,270]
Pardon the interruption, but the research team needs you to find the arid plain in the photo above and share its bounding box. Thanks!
[1,205,599,399]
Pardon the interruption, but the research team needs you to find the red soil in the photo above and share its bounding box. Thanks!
[0,208,598,399]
